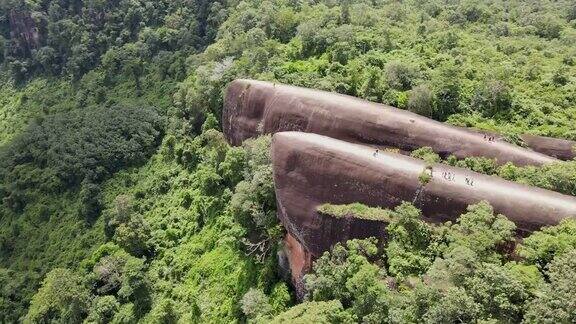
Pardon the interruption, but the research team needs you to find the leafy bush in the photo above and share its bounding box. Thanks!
[410,147,441,164]
[24,268,91,323]
[471,80,512,117]
[497,162,576,196]
[407,85,435,117]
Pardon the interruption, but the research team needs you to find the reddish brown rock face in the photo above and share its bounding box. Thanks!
[521,134,576,161]
[223,79,575,295]
[282,233,311,299]
[224,79,557,166]
[272,132,576,259]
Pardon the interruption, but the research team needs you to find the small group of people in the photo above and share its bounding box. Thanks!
[370,146,477,187]
[483,134,496,142]
[442,171,456,181]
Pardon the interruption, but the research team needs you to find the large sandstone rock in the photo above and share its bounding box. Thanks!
[222,79,575,296]
[272,132,576,294]
[272,132,576,255]
[224,79,557,166]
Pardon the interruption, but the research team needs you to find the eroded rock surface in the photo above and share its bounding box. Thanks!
[224,79,557,166]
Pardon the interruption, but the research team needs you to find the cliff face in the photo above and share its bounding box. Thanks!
[224,79,557,166]
[8,9,41,58]
[272,132,576,277]
[271,132,576,294]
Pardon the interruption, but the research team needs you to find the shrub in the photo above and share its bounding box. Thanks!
[25,268,91,323]
[411,147,441,164]
[408,85,435,117]
[385,61,420,91]
[471,80,512,117]
[317,203,392,222]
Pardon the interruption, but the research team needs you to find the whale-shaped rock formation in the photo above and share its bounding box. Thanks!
[221,79,576,297]
[224,79,558,166]
[272,132,576,252]
[272,132,576,292]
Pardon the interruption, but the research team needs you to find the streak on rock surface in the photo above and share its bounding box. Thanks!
[224,79,557,166]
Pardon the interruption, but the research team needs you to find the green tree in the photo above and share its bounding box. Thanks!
[229,136,277,238]
[385,203,438,278]
[25,268,91,323]
[524,250,576,323]
[464,263,528,322]
[443,201,516,262]
[79,180,102,222]
[241,288,272,320]
[268,300,355,324]
[269,282,292,314]
[471,79,512,117]
[422,287,482,324]
[345,263,389,323]
[114,215,152,257]
[86,295,120,324]
[385,61,419,91]
[432,64,461,120]
[304,238,389,321]
[408,85,435,117]
[519,219,576,269]
[533,15,562,39]
[201,113,219,132]
[220,147,248,186]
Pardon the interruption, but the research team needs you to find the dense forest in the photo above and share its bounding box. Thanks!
[0,0,575,322]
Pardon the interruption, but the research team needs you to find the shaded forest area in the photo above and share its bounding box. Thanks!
[0,0,575,322]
